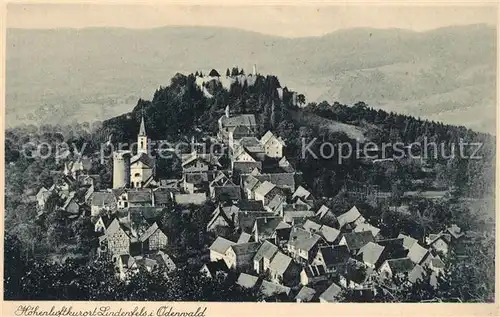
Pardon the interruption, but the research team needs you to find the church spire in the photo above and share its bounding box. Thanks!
[139,114,146,136]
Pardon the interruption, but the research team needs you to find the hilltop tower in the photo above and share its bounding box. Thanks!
[138,115,148,154]
[113,150,131,189]
[252,64,257,76]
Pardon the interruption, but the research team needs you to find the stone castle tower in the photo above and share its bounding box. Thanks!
[113,150,131,189]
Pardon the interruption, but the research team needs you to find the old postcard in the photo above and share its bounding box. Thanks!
[1,1,498,316]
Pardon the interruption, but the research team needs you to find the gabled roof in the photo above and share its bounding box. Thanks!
[337,206,363,228]
[242,174,261,191]
[202,260,229,276]
[153,189,172,205]
[354,222,381,237]
[254,173,295,189]
[303,220,322,232]
[384,257,415,275]
[156,251,176,270]
[90,191,116,207]
[260,131,286,147]
[254,217,290,238]
[130,152,155,168]
[259,280,291,297]
[288,228,322,252]
[408,264,426,283]
[319,282,342,302]
[357,242,385,267]
[219,114,257,128]
[267,194,285,213]
[237,212,276,233]
[316,205,330,218]
[302,265,326,278]
[128,189,152,203]
[292,186,312,201]
[318,225,341,243]
[254,181,277,197]
[446,224,465,239]
[185,172,209,185]
[253,240,279,262]
[139,222,165,242]
[237,232,252,244]
[341,231,374,250]
[237,200,265,212]
[209,236,236,254]
[237,273,259,289]
[397,233,418,250]
[230,242,260,256]
[268,252,293,275]
[295,286,316,302]
[106,218,129,238]
[407,243,430,264]
[317,245,351,267]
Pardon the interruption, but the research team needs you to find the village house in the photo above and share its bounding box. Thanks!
[302,220,341,245]
[300,265,328,286]
[118,254,139,280]
[398,233,418,250]
[407,242,432,265]
[183,172,208,194]
[291,186,313,203]
[426,233,451,256]
[200,259,229,279]
[139,222,168,252]
[174,192,207,206]
[312,245,351,272]
[208,236,236,263]
[36,186,52,210]
[353,222,382,239]
[236,273,260,289]
[224,242,261,270]
[252,217,291,244]
[233,137,266,160]
[315,205,338,227]
[218,108,257,142]
[357,242,386,269]
[318,282,343,303]
[337,206,366,230]
[339,259,372,290]
[259,280,291,300]
[379,257,415,279]
[156,250,177,273]
[286,227,323,263]
[61,192,80,216]
[260,131,286,158]
[94,215,115,233]
[295,286,317,303]
[90,191,117,216]
[105,218,132,260]
[268,251,301,287]
[209,172,241,201]
[339,231,375,254]
[254,181,285,206]
[253,240,279,274]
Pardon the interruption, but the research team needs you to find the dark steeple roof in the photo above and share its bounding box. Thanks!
[139,115,146,136]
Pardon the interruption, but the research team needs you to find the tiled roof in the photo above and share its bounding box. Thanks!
[318,245,351,267]
[219,114,257,128]
[237,232,252,244]
[91,191,116,207]
[237,212,276,233]
[237,273,259,289]
[357,242,385,267]
[230,242,260,256]
[139,222,165,242]
[385,257,415,274]
[295,286,316,302]
[342,231,374,250]
[130,152,155,168]
[292,186,312,201]
[202,260,229,276]
[255,217,287,238]
[407,243,430,264]
[397,233,418,250]
[319,225,341,243]
[288,228,322,252]
[185,173,208,185]
[237,200,265,212]
[128,189,152,203]
[303,265,326,278]
[268,252,293,275]
[209,236,235,254]
[337,206,363,228]
[254,181,276,197]
[354,222,381,237]
[259,280,291,297]
[253,241,279,262]
[408,264,426,283]
[319,282,342,302]
[302,220,322,232]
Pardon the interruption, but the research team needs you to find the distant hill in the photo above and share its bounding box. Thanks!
[6,24,496,133]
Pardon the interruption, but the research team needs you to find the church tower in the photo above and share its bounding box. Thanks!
[138,115,148,154]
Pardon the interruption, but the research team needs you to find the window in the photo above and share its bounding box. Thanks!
[135,173,140,177]
[124,202,128,208]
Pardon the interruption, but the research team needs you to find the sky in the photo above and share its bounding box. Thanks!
[6,2,497,37]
